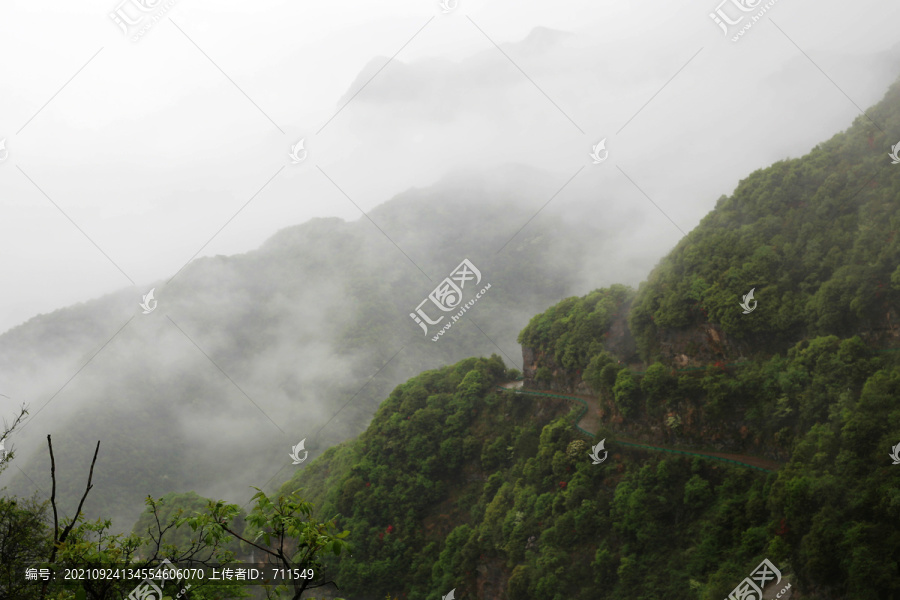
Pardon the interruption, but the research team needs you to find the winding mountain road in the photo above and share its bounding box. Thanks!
[499,382,781,473]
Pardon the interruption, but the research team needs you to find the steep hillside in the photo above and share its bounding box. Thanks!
[627,80,900,366]
[515,78,900,457]
[268,79,900,600]
[278,348,900,599]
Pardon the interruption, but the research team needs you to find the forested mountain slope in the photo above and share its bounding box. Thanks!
[280,347,899,599]
[627,80,900,365]
[275,78,900,600]
[515,77,900,461]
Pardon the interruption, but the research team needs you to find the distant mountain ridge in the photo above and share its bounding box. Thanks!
[0,164,606,531]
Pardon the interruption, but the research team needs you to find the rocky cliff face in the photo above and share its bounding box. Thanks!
[520,305,793,460]
[859,307,900,347]
[656,322,749,367]
[523,302,640,395]
[656,306,900,368]
[519,285,899,463]
[522,345,596,395]
[521,340,790,460]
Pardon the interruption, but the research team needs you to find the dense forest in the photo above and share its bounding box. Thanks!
[3,62,900,600]
[277,347,900,599]
[281,75,900,599]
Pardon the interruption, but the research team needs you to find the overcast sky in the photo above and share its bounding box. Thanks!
[2,0,900,335]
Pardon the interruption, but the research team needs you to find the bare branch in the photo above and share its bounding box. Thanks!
[47,435,58,546]
[0,404,28,445]
[57,440,100,545]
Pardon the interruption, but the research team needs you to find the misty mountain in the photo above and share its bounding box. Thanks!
[0,164,618,529]
[4,3,900,600]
